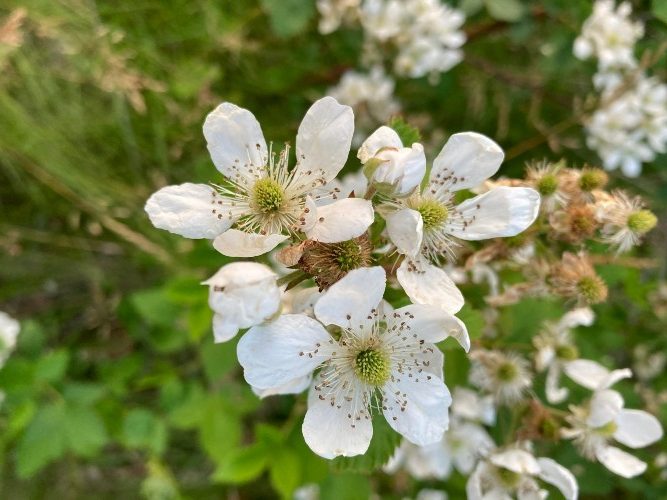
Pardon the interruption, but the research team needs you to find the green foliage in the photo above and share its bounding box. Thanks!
[653,0,667,25]
[388,116,422,145]
[484,0,526,22]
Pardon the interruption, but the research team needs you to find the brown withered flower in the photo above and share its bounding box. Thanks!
[550,252,608,305]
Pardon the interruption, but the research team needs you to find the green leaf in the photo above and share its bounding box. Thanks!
[199,396,242,463]
[260,0,315,38]
[319,472,372,500]
[269,448,301,499]
[387,116,421,146]
[64,405,108,456]
[484,0,525,22]
[454,305,485,342]
[16,402,68,478]
[653,0,667,24]
[130,288,180,328]
[332,416,401,472]
[63,383,105,406]
[34,350,69,383]
[201,337,239,383]
[122,409,168,456]
[212,443,269,483]
[460,0,485,16]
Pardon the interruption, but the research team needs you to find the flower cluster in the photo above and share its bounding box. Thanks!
[574,0,667,177]
[145,93,662,497]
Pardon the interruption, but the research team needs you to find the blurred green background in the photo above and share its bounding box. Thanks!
[1,0,666,498]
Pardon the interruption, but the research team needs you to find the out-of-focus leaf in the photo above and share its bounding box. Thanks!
[260,0,315,38]
[319,472,372,500]
[33,350,69,383]
[122,409,168,456]
[269,448,301,499]
[653,0,667,24]
[212,443,269,483]
[64,405,108,456]
[16,402,67,478]
[484,0,525,22]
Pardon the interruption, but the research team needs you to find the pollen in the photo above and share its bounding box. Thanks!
[252,177,284,213]
[355,348,390,386]
[627,209,657,235]
[417,199,449,231]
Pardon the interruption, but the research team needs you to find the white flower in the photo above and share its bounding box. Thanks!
[562,384,663,478]
[595,190,658,253]
[203,262,280,343]
[467,448,578,500]
[382,132,539,313]
[533,308,594,404]
[0,311,20,366]
[358,126,426,196]
[562,358,632,392]
[573,0,643,72]
[316,169,369,205]
[238,266,470,458]
[316,0,361,34]
[145,97,374,257]
[450,386,496,426]
[469,350,532,405]
[386,419,494,479]
[361,0,466,79]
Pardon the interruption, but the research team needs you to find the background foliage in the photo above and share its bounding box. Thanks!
[1,0,666,498]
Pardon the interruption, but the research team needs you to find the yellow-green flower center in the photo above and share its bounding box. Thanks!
[627,210,657,235]
[252,177,284,213]
[355,348,390,386]
[578,169,607,192]
[537,174,558,196]
[577,276,607,304]
[595,420,618,437]
[496,467,522,488]
[417,199,448,231]
[555,344,579,361]
[496,361,519,382]
[334,240,365,272]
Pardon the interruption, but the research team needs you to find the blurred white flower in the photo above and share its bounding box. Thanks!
[316,0,361,34]
[238,267,469,458]
[0,311,20,366]
[573,0,643,72]
[533,308,594,404]
[562,385,663,478]
[358,126,426,196]
[595,190,658,253]
[467,447,578,500]
[145,97,374,256]
[361,0,466,79]
[381,132,539,314]
[203,262,280,343]
[469,350,532,405]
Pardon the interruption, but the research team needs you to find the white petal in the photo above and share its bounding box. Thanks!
[252,374,312,399]
[490,449,540,475]
[595,445,646,478]
[295,97,354,183]
[306,198,374,243]
[390,304,468,348]
[545,363,569,404]
[587,389,624,428]
[614,409,663,448]
[314,266,385,330]
[203,102,267,179]
[382,368,452,446]
[213,229,288,257]
[558,307,595,329]
[430,132,504,191]
[237,314,331,389]
[563,359,631,391]
[212,314,239,343]
[386,209,423,258]
[449,187,540,240]
[466,463,486,500]
[302,382,373,459]
[372,144,426,196]
[357,125,403,163]
[396,258,465,315]
[145,183,233,239]
[536,458,578,500]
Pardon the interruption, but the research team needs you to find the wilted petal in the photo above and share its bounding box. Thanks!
[536,457,578,500]
[237,314,331,389]
[145,183,234,239]
[430,132,504,191]
[396,258,464,315]
[203,102,267,179]
[614,409,663,448]
[213,229,288,257]
[386,208,423,258]
[306,198,374,243]
[314,266,385,330]
[295,97,354,184]
[448,187,540,240]
[596,445,646,478]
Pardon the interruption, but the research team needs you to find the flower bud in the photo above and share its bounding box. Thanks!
[358,126,426,197]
